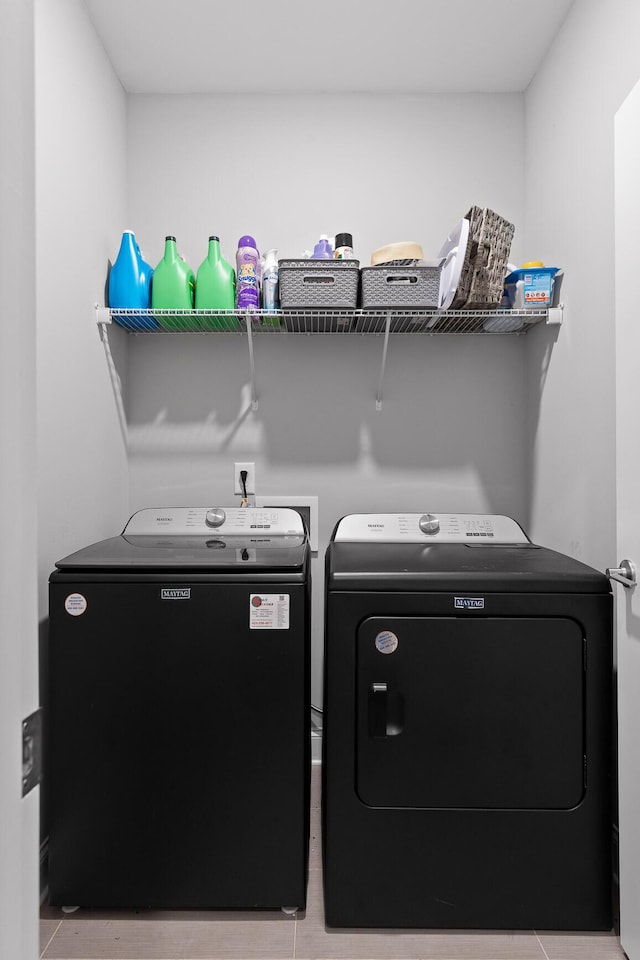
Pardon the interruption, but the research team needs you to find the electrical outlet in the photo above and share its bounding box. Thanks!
[234,462,256,496]
[255,495,319,552]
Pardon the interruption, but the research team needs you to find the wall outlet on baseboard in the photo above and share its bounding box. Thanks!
[255,495,319,552]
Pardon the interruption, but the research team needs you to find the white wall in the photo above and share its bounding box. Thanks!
[35,0,129,616]
[127,93,526,272]
[524,0,640,570]
[0,0,39,953]
[125,92,527,704]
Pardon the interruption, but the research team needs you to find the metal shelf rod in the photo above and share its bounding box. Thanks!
[376,314,392,412]
[245,317,258,411]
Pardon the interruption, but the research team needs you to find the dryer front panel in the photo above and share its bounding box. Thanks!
[356,616,585,810]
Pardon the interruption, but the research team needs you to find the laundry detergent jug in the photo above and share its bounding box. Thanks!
[108,230,156,330]
[195,236,238,329]
[152,236,195,330]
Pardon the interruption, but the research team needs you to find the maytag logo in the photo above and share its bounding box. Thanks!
[161,588,191,600]
[454,597,485,610]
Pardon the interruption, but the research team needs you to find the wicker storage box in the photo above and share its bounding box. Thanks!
[450,207,515,310]
[360,262,442,310]
[279,259,360,310]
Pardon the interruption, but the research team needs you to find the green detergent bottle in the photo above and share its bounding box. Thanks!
[195,236,238,329]
[152,236,195,330]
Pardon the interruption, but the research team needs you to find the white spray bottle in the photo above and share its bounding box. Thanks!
[262,248,280,311]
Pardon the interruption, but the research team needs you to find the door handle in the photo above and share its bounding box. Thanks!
[606,559,637,589]
[369,683,388,738]
[368,682,404,738]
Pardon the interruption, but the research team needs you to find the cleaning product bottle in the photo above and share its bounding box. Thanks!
[236,235,261,310]
[195,235,237,329]
[312,235,333,259]
[108,230,156,330]
[151,236,195,330]
[262,249,280,311]
[334,232,355,260]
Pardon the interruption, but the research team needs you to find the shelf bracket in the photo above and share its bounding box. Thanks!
[244,315,259,411]
[547,303,564,325]
[375,313,392,411]
[96,305,128,447]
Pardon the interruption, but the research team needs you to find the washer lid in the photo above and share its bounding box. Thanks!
[54,507,307,571]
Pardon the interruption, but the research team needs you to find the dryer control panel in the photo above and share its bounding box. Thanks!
[333,513,529,543]
[124,507,305,537]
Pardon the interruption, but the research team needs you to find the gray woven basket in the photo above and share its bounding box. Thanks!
[361,263,442,310]
[450,207,515,310]
[279,259,360,310]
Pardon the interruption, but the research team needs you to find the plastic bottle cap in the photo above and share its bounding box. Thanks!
[209,235,220,242]
[521,260,544,268]
[335,233,353,248]
[165,235,177,242]
[238,235,257,248]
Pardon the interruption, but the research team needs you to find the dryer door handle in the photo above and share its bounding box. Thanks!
[369,683,388,738]
[368,683,404,738]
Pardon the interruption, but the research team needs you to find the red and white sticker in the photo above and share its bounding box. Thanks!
[65,593,87,617]
[249,594,290,630]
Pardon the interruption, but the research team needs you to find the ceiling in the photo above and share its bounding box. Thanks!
[83,0,574,95]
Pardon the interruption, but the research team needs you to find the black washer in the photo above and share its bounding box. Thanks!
[48,507,310,911]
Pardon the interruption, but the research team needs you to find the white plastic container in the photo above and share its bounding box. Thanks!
[262,248,280,311]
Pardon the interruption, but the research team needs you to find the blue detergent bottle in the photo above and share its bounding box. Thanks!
[108,230,156,330]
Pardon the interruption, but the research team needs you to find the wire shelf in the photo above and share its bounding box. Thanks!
[97,307,551,335]
[95,304,562,416]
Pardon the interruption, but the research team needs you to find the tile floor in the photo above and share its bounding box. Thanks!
[40,765,626,960]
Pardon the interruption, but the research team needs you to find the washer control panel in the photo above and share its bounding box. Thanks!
[124,507,305,537]
[334,513,529,543]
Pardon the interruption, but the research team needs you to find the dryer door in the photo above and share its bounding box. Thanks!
[356,616,585,809]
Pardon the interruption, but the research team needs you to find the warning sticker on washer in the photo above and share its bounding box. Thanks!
[375,630,398,654]
[249,594,290,630]
[65,593,87,617]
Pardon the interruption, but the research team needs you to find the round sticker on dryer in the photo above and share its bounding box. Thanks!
[375,630,398,654]
[65,593,87,617]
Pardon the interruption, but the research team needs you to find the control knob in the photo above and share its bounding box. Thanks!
[205,507,226,528]
[419,513,440,535]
